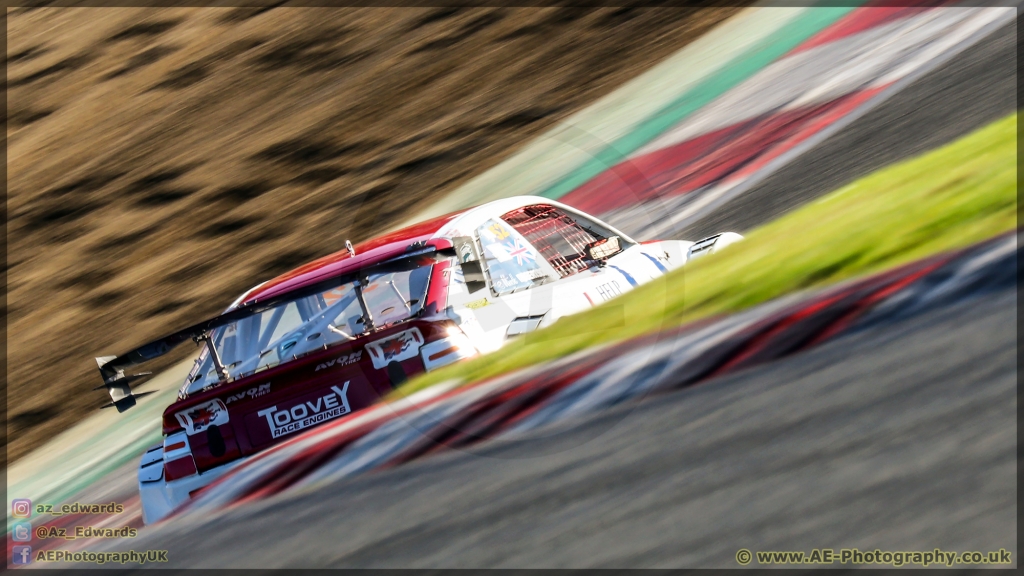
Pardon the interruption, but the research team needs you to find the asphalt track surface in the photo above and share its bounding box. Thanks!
[74,19,1017,569]
[102,255,1015,569]
[677,18,1017,241]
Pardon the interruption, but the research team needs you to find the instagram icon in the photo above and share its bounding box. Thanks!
[11,499,32,518]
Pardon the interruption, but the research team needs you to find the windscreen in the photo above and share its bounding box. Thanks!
[180,264,432,396]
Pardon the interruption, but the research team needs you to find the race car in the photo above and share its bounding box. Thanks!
[94,195,742,524]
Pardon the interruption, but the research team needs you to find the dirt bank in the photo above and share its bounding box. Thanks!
[5,5,741,464]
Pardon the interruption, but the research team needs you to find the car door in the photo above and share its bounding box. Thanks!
[480,205,642,338]
[449,217,558,351]
[448,203,677,350]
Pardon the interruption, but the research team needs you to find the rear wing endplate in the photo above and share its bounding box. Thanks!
[95,356,158,412]
[686,232,744,261]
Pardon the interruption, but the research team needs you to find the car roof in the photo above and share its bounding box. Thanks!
[238,209,465,306]
[235,195,614,307]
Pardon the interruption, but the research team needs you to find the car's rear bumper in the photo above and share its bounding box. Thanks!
[138,449,247,525]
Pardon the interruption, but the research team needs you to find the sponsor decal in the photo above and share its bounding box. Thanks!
[488,237,537,266]
[516,268,546,282]
[314,350,363,372]
[506,238,536,267]
[486,222,510,240]
[382,336,411,358]
[257,383,351,439]
[492,276,523,292]
[225,383,272,404]
[175,399,229,435]
[590,280,623,302]
[464,298,490,309]
[477,219,543,293]
[365,327,424,369]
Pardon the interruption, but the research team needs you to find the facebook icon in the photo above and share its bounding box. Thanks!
[12,545,32,565]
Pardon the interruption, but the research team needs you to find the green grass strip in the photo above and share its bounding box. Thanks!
[394,111,1017,398]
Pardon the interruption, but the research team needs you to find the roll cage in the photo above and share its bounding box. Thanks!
[95,244,456,412]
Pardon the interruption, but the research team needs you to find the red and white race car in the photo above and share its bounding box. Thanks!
[94,196,741,524]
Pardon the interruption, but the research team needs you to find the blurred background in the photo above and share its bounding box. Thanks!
[5,2,1017,568]
[6,5,741,465]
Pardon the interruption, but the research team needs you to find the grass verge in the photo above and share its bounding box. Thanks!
[392,111,1017,399]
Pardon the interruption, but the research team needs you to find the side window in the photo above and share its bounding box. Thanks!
[476,218,548,295]
[501,205,607,278]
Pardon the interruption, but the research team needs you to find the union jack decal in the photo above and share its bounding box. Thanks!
[503,237,536,267]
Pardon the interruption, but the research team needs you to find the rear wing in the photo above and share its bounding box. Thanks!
[686,232,744,261]
[94,244,456,412]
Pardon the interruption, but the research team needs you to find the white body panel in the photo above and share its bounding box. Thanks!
[444,239,693,353]
[435,196,733,352]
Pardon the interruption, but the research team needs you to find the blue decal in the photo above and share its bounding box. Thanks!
[609,265,638,287]
[641,252,669,274]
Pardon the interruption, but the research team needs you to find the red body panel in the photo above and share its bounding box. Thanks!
[164,319,453,473]
[163,251,456,471]
[159,211,469,475]
[241,211,464,306]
